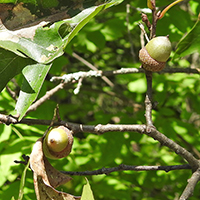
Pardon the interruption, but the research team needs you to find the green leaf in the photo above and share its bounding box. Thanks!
[15,63,51,120]
[173,15,200,59]
[11,0,122,120]
[0,48,34,92]
[0,25,64,64]
[61,1,118,48]
[0,0,123,64]
[81,178,95,200]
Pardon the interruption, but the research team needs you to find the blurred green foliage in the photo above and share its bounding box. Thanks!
[0,0,200,200]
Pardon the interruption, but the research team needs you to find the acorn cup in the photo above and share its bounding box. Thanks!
[43,126,73,159]
[139,36,172,72]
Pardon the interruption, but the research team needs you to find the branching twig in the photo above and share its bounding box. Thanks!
[51,67,200,83]
[22,66,198,118]
[179,168,200,200]
[51,70,102,83]
[146,127,200,171]
[144,71,154,129]
[62,164,191,176]
[2,113,200,200]
[138,22,149,43]
[1,113,199,171]
[149,0,158,39]
[24,82,65,116]
[72,52,114,88]
[143,0,158,132]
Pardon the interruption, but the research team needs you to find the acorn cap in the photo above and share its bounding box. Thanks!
[139,47,166,72]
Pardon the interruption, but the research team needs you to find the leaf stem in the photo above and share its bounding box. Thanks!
[158,0,184,19]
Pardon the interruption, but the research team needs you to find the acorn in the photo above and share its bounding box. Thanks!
[43,126,73,159]
[139,36,172,72]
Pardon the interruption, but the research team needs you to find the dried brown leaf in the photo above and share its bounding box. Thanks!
[35,175,81,200]
[30,137,72,188]
[30,137,81,200]
[3,3,36,30]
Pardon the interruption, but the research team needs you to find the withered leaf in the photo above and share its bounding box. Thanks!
[0,4,14,22]
[3,3,36,30]
[30,137,72,188]
[35,175,81,200]
[30,137,81,199]
[0,1,109,30]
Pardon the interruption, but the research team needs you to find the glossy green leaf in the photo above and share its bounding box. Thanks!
[61,0,123,48]
[0,24,64,64]
[0,0,123,111]
[174,15,200,58]
[81,178,95,200]
[15,63,51,120]
[0,48,34,92]
[0,0,123,64]
[1,1,200,200]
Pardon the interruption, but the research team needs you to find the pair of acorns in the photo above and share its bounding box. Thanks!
[139,36,172,72]
[42,37,172,159]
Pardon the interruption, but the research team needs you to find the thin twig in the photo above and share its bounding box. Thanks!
[149,0,158,39]
[74,77,83,94]
[6,86,18,101]
[1,67,198,121]
[147,127,200,171]
[177,134,200,159]
[179,168,200,200]
[138,22,149,43]
[51,67,200,83]
[0,113,199,170]
[72,52,114,87]
[24,82,65,116]
[61,164,191,176]
[126,4,136,61]
[141,13,151,33]
[144,71,154,129]
[14,154,29,165]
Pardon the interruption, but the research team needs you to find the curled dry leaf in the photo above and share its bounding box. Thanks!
[30,137,80,200]
[35,175,81,200]
[30,137,71,188]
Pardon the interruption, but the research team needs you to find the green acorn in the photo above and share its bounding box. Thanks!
[43,126,73,159]
[139,36,172,72]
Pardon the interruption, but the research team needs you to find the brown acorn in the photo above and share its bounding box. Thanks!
[43,126,73,159]
[139,36,172,72]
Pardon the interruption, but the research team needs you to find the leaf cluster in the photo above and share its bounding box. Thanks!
[0,0,200,200]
